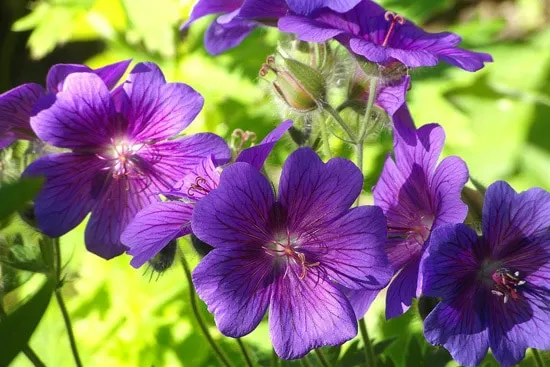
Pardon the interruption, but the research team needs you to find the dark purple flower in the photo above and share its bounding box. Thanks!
[191,147,392,359]
[279,0,492,71]
[122,120,293,268]
[24,62,230,259]
[347,121,468,319]
[0,60,130,150]
[421,181,550,367]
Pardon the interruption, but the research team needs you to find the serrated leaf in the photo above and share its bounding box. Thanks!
[0,177,43,222]
[0,264,34,295]
[0,278,55,366]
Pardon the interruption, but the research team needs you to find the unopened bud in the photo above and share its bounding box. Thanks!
[191,234,213,257]
[287,40,335,72]
[148,240,177,274]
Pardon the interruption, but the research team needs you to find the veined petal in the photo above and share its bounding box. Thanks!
[85,176,156,259]
[204,18,257,56]
[386,257,420,319]
[430,156,469,227]
[123,62,204,141]
[24,153,102,237]
[46,64,91,94]
[31,73,117,149]
[168,155,221,201]
[394,123,445,176]
[192,162,274,248]
[236,119,292,170]
[122,201,193,268]
[192,246,274,337]
[269,266,357,359]
[0,83,45,141]
[93,59,132,90]
[238,0,287,20]
[344,287,379,319]
[482,181,550,256]
[278,15,348,43]
[286,0,361,14]
[376,76,409,117]
[278,147,362,232]
[182,0,243,28]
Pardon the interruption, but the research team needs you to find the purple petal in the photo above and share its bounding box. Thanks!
[24,153,102,237]
[344,287,379,319]
[430,156,468,227]
[182,0,243,28]
[238,0,288,20]
[192,246,273,337]
[192,162,274,248]
[123,62,204,141]
[93,59,132,90]
[394,123,445,175]
[391,104,416,143]
[236,119,292,169]
[31,73,116,149]
[385,257,420,319]
[349,38,390,63]
[0,83,45,141]
[85,177,157,259]
[0,136,15,149]
[122,201,193,268]
[46,64,92,94]
[311,206,392,290]
[286,0,361,14]
[376,76,409,117]
[204,18,257,55]
[278,14,348,42]
[438,48,493,72]
[168,155,221,201]
[278,147,362,232]
[269,266,357,359]
[482,181,550,256]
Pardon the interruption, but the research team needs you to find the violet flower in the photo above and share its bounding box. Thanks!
[0,60,131,149]
[421,181,550,367]
[191,147,392,359]
[348,119,468,319]
[25,62,229,259]
[279,0,492,71]
[122,120,293,268]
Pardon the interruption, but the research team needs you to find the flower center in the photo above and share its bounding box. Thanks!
[97,138,144,178]
[491,268,526,304]
[382,11,405,48]
[263,234,320,280]
[388,214,434,246]
[187,176,210,197]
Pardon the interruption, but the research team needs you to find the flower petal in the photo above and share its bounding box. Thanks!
[204,18,257,55]
[192,162,274,248]
[85,177,156,259]
[278,147,362,232]
[122,201,193,268]
[278,15,348,43]
[376,76,409,117]
[93,59,132,90]
[238,0,287,20]
[311,206,392,290]
[24,153,102,237]
[167,155,221,201]
[192,246,274,337]
[394,123,445,176]
[430,156,469,227]
[386,257,420,319]
[438,48,494,72]
[182,0,243,28]
[46,64,92,94]
[31,73,116,149]
[482,181,550,255]
[123,62,204,141]
[269,266,357,359]
[286,0,361,14]
[0,83,45,141]
[343,287,379,319]
[235,120,292,170]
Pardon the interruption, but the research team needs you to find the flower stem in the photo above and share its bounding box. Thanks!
[177,248,231,367]
[300,356,313,367]
[358,318,376,367]
[314,349,330,367]
[358,79,378,143]
[533,349,547,367]
[53,239,83,367]
[271,348,279,367]
[319,117,332,158]
[322,103,357,143]
[236,338,254,367]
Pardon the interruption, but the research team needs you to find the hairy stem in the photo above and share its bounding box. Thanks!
[178,248,231,367]
[358,79,379,143]
[319,117,333,158]
[54,240,83,367]
[322,103,357,143]
[236,338,254,367]
[358,319,376,367]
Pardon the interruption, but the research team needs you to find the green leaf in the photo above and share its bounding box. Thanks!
[0,278,55,366]
[1,235,51,274]
[405,336,423,367]
[0,177,43,222]
[373,337,398,355]
[0,263,34,295]
[338,340,364,367]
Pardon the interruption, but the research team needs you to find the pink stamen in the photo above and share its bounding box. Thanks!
[382,11,405,48]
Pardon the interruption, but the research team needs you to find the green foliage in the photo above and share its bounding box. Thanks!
[0,177,43,223]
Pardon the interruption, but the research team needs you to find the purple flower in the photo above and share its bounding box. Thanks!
[421,181,550,367]
[121,120,293,268]
[348,121,468,319]
[191,147,392,359]
[25,62,230,259]
[0,60,131,149]
[279,0,492,71]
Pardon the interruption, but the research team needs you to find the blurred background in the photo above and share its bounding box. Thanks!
[0,0,549,366]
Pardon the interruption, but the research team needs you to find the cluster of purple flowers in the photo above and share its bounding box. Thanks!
[1,0,549,365]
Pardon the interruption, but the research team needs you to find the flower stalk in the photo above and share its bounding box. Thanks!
[358,319,376,367]
[236,338,254,367]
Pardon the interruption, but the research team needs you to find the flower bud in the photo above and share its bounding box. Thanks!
[191,234,213,257]
[260,55,326,113]
[286,40,335,73]
[148,240,177,274]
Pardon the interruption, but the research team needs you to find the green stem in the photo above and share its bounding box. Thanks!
[300,356,313,367]
[319,117,332,158]
[54,240,83,367]
[271,348,279,367]
[322,103,357,143]
[533,349,546,367]
[236,338,254,367]
[358,319,376,367]
[314,349,330,367]
[178,248,231,367]
[358,79,379,143]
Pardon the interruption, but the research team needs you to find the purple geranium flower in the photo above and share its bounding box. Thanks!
[348,120,468,319]
[279,0,492,71]
[121,120,293,268]
[25,62,230,259]
[191,147,392,359]
[421,181,550,367]
[0,60,130,149]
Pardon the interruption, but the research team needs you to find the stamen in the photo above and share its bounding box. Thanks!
[264,237,320,280]
[186,176,209,197]
[491,268,525,304]
[382,11,405,48]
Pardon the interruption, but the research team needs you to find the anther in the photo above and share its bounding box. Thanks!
[187,176,209,197]
[382,11,405,48]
